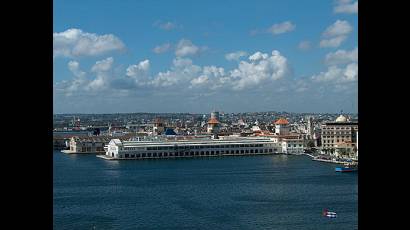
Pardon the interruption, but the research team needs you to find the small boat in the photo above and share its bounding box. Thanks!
[335,162,358,172]
[323,209,337,218]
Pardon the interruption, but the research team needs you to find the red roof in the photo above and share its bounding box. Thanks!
[274,118,289,125]
[208,117,219,124]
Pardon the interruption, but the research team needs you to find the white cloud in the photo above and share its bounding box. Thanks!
[322,20,352,37]
[151,57,202,87]
[298,41,311,51]
[65,61,87,94]
[87,57,114,91]
[126,59,150,84]
[175,39,200,57]
[267,21,296,35]
[251,21,296,36]
[153,43,172,54]
[325,47,358,65]
[248,52,269,62]
[229,50,290,90]
[334,0,358,14]
[320,36,348,48]
[320,20,352,48]
[311,62,357,83]
[53,28,125,58]
[67,61,85,78]
[225,51,248,61]
[154,21,181,30]
[91,57,114,73]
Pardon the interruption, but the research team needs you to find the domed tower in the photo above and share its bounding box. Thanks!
[335,114,348,122]
[153,118,165,135]
[274,118,290,135]
[207,117,220,134]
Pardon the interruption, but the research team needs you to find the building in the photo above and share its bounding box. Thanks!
[153,118,165,135]
[321,114,358,157]
[102,137,282,160]
[274,118,290,135]
[63,136,114,154]
[207,117,220,134]
[281,137,305,154]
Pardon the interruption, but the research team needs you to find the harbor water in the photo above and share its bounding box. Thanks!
[53,151,358,230]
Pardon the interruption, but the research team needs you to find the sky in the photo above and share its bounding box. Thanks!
[53,0,358,114]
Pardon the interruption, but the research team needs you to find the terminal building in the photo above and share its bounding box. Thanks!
[101,137,282,160]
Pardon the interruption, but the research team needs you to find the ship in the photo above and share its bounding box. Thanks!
[323,209,337,218]
[335,162,358,172]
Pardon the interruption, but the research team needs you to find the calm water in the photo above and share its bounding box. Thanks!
[53,151,358,230]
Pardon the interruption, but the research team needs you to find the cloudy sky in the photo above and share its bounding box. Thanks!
[53,0,358,114]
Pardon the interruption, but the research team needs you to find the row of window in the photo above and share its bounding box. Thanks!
[323,126,357,130]
[125,143,267,151]
[120,148,277,158]
[322,131,352,135]
[79,147,105,152]
[323,135,351,139]
[287,144,303,148]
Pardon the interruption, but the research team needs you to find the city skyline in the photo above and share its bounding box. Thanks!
[53,0,358,114]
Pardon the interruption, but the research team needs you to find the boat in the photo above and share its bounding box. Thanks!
[335,162,358,172]
[323,209,337,218]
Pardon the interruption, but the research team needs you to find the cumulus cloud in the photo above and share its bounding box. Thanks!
[225,51,248,61]
[126,60,151,86]
[320,20,352,48]
[190,66,225,89]
[229,50,290,90]
[153,43,172,54]
[67,61,86,78]
[325,47,358,65]
[175,39,199,57]
[251,21,296,36]
[87,57,114,91]
[53,28,125,58]
[65,61,87,94]
[334,0,358,14]
[267,21,296,35]
[151,57,202,87]
[311,62,357,83]
[91,57,114,73]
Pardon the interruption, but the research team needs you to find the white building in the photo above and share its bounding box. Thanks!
[103,137,282,160]
[281,138,305,154]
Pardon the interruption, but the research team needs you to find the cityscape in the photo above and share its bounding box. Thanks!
[53,0,358,229]
[54,111,358,163]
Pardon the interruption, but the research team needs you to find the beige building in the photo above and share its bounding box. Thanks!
[64,136,113,154]
[321,115,358,156]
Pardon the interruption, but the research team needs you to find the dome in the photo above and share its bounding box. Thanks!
[274,118,289,125]
[335,115,347,122]
[208,117,219,124]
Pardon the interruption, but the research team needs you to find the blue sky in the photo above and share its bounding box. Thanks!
[53,0,358,114]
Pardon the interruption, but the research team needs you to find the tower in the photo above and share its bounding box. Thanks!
[153,118,165,135]
[307,116,314,139]
[274,118,290,135]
